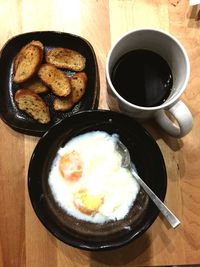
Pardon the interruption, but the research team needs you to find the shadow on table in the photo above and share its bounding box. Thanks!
[55,231,151,266]
[141,119,183,152]
[89,232,151,267]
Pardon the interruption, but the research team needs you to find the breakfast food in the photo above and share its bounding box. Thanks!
[53,72,87,111]
[73,189,104,215]
[13,44,43,83]
[13,40,44,74]
[53,97,74,111]
[22,78,49,94]
[13,40,88,123]
[45,48,86,71]
[48,131,140,223]
[38,64,71,97]
[29,40,44,50]
[70,72,87,104]
[59,150,83,181]
[15,89,50,124]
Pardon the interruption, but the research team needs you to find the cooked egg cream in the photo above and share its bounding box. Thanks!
[48,131,140,224]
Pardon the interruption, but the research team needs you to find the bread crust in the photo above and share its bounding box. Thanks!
[15,89,50,124]
[53,97,74,111]
[70,72,87,103]
[22,78,49,94]
[13,40,44,74]
[13,44,43,83]
[29,40,44,50]
[38,64,71,97]
[45,48,86,71]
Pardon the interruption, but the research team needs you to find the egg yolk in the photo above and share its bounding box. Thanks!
[73,189,104,215]
[59,151,83,181]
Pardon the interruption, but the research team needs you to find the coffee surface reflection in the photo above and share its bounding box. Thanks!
[111,49,173,107]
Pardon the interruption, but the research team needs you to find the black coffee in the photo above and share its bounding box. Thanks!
[111,49,173,107]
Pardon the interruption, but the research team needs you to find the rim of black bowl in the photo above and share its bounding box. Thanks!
[28,109,167,250]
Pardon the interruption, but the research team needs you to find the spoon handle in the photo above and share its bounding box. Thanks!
[130,164,181,229]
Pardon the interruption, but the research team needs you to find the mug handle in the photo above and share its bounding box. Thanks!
[154,100,193,138]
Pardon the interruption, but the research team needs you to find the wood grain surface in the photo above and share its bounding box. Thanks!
[0,1,200,266]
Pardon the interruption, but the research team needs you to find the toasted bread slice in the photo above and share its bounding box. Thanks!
[45,48,86,71]
[13,40,44,74]
[22,78,49,94]
[70,72,87,104]
[53,97,74,111]
[15,89,50,124]
[13,44,43,83]
[38,64,71,97]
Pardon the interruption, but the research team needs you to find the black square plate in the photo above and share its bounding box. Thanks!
[0,31,99,136]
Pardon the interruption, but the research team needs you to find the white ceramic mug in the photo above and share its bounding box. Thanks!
[106,28,193,138]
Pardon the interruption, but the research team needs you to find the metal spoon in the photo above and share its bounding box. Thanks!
[116,139,181,229]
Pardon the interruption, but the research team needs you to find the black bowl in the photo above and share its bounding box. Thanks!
[0,31,99,136]
[28,110,167,250]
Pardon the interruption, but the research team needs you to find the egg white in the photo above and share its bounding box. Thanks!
[48,131,140,223]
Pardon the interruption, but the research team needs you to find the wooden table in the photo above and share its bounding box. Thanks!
[0,1,200,266]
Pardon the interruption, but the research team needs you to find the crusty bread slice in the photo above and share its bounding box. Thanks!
[13,44,43,83]
[70,72,87,103]
[13,40,44,74]
[53,97,74,111]
[45,48,86,71]
[15,89,50,124]
[38,64,71,97]
[22,78,49,94]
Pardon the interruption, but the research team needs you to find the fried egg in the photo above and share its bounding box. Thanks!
[48,131,140,223]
